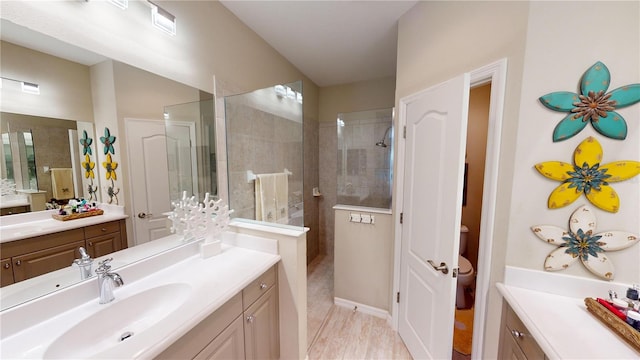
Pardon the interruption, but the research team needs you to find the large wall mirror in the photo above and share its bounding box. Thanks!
[0,19,215,310]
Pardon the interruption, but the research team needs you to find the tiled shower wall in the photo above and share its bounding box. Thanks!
[225,101,303,220]
[215,78,320,264]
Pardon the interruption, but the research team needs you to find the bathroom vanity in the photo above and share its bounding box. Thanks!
[0,220,308,359]
[0,209,127,286]
[157,265,279,359]
[497,266,639,359]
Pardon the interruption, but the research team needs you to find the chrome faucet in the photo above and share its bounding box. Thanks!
[95,258,123,304]
[73,247,94,280]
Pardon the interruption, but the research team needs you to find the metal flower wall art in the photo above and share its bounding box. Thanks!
[539,61,640,142]
[531,205,639,280]
[535,137,640,213]
[100,127,117,155]
[79,132,98,201]
[100,128,120,204]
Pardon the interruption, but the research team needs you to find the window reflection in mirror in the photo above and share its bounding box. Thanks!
[225,81,304,227]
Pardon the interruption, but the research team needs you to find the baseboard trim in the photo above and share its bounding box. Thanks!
[334,297,389,319]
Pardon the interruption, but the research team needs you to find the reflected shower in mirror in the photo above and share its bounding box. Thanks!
[225,81,304,227]
[337,108,393,209]
[164,98,217,203]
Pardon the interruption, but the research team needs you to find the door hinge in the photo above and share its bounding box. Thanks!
[403,126,407,139]
[397,292,400,303]
[400,212,403,224]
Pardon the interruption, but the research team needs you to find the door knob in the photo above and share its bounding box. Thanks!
[427,260,449,274]
[137,212,152,219]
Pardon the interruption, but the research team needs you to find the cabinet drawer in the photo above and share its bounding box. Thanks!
[242,265,276,310]
[0,228,85,259]
[12,240,85,282]
[84,220,120,238]
[505,305,545,359]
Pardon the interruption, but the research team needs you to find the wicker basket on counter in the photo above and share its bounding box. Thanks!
[52,209,104,221]
[584,297,640,352]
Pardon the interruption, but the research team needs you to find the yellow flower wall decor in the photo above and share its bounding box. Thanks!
[102,153,118,180]
[534,137,640,213]
[82,155,95,179]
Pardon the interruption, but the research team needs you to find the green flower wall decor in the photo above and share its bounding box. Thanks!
[100,127,117,155]
[539,61,640,141]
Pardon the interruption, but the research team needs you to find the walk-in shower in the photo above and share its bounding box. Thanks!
[337,108,393,209]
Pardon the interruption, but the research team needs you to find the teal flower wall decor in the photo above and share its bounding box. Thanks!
[100,127,117,155]
[79,130,93,156]
[539,61,640,141]
[531,205,639,280]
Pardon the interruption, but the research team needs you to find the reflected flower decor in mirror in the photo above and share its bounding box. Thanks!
[535,136,640,213]
[100,127,120,204]
[531,205,639,280]
[79,130,98,201]
[539,61,640,142]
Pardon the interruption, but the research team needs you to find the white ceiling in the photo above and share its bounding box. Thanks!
[220,1,418,87]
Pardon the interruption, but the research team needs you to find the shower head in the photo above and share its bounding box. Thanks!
[376,126,392,148]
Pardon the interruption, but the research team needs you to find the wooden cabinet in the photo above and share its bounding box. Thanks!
[1,205,30,216]
[84,221,125,258]
[499,304,547,360]
[243,266,279,360]
[0,219,127,286]
[157,265,279,360]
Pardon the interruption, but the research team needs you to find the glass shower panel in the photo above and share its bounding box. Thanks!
[225,80,304,227]
[337,108,393,209]
[163,98,216,203]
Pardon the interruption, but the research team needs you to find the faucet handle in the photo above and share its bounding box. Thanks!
[95,257,114,273]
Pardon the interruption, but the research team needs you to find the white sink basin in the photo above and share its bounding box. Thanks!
[43,283,192,359]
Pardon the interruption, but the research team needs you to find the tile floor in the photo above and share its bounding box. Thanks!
[306,254,472,360]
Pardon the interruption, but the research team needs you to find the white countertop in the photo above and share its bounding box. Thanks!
[0,233,281,359]
[0,204,127,243]
[498,266,639,359]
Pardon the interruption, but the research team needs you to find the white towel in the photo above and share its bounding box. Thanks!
[274,173,288,224]
[50,168,75,200]
[255,174,277,222]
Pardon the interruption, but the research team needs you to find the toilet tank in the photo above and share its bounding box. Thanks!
[460,225,469,254]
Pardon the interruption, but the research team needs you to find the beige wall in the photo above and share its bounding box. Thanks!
[0,41,94,122]
[318,76,396,257]
[396,2,530,358]
[507,1,639,281]
[334,209,393,312]
[397,1,639,358]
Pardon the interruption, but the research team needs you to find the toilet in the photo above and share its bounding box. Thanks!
[457,225,475,309]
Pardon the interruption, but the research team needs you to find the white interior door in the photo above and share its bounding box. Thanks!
[398,74,470,359]
[165,121,198,201]
[126,119,172,245]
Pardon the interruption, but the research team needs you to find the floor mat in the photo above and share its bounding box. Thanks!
[453,307,474,355]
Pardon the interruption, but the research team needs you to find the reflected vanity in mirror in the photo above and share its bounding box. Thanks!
[0,19,215,311]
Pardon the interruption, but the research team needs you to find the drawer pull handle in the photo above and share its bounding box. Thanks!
[15,260,21,266]
[101,228,107,232]
[511,329,524,338]
[259,282,268,290]
[3,263,10,269]
[247,315,255,323]
[89,241,94,247]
